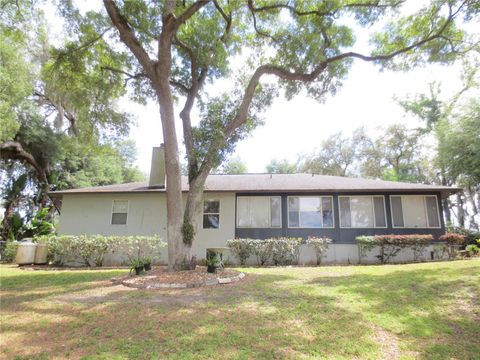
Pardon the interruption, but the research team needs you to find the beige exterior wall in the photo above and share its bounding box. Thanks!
[57,192,235,264]
[58,193,439,266]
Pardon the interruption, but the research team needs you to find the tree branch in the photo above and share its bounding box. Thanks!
[0,141,49,186]
[103,0,155,78]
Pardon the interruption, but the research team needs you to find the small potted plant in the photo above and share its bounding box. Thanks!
[130,258,144,275]
[142,257,152,271]
[206,254,222,273]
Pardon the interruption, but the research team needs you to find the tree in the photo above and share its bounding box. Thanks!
[56,0,475,269]
[266,159,297,174]
[398,62,480,228]
[217,156,248,174]
[0,1,144,239]
[299,132,357,176]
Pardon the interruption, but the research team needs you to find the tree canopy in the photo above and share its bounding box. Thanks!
[0,1,144,240]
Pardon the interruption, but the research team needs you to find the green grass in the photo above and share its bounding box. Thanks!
[1,260,479,359]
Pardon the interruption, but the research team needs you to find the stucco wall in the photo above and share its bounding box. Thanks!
[58,192,235,264]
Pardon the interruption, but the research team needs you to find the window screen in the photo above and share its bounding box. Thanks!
[425,196,440,227]
[288,196,334,228]
[391,196,404,227]
[373,196,386,227]
[339,196,386,228]
[236,196,281,228]
[111,200,128,225]
[203,200,220,229]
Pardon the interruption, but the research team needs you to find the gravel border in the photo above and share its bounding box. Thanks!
[118,272,246,289]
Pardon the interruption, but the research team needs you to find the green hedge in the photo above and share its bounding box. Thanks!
[356,234,433,264]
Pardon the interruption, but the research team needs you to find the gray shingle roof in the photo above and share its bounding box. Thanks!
[49,173,460,198]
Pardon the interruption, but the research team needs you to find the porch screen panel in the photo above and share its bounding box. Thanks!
[299,197,322,227]
[403,196,427,228]
[350,197,374,228]
[288,197,300,227]
[322,197,334,227]
[339,197,351,227]
[391,196,404,227]
[236,197,250,227]
[373,196,386,227]
[237,196,280,228]
[250,197,270,228]
[425,196,440,227]
[270,197,282,227]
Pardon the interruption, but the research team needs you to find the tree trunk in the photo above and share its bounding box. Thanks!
[456,192,465,228]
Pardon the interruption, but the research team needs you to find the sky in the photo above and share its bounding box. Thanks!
[126,59,465,174]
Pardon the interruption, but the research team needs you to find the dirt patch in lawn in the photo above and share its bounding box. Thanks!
[115,266,244,289]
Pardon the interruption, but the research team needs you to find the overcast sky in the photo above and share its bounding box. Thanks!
[126,59,465,174]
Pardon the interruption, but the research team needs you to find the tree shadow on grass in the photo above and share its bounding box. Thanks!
[1,272,382,360]
[307,265,480,359]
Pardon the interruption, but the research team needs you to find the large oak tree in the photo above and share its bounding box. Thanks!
[56,0,476,269]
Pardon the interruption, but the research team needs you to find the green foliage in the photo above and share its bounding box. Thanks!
[299,133,357,176]
[250,239,274,266]
[306,236,332,265]
[356,234,433,264]
[465,244,479,256]
[206,254,223,268]
[181,221,195,246]
[24,208,55,237]
[447,227,480,246]
[218,156,248,174]
[269,237,303,266]
[227,238,253,265]
[265,159,297,174]
[1,241,19,263]
[0,19,33,142]
[45,235,165,267]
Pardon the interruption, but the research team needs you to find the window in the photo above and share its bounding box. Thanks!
[203,200,220,229]
[111,200,128,225]
[339,196,386,228]
[236,196,281,228]
[390,195,440,228]
[288,196,334,228]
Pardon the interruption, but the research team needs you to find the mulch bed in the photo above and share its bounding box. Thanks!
[114,266,245,289]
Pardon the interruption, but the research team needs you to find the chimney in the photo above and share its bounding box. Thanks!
[148,145,165,188]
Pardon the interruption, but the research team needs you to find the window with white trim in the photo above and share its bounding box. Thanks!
[390,195,440,228]
[288,196,334,228]
[339,196,386,228]
[236,196,281,228]
[203,200,220,229]
[111,200,128,225]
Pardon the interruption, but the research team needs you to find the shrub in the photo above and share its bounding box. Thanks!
[465,244,479,256]
[45,235,165,267]
[226,238,253,265]
[439,233,466,259]
[269,237,303,266]
[447,227,480,246]
[250,239,273,266]
[355,236,377,264]
[356,234,433,264]
[306,237,331,265]
[1,241,19,263]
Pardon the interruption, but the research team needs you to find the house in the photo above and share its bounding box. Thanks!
[49,147,460,265]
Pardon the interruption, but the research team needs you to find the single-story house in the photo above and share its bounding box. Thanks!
[49,147,460,265]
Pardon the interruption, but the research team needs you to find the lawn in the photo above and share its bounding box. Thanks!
[1,260,479,360]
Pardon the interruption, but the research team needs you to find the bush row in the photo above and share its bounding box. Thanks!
[35,235,166,267]
[227,237,332,266]
[356,234,434,264]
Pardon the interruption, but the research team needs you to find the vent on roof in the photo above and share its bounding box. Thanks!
[148,145,165,188]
